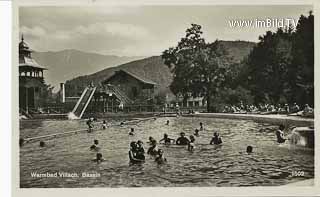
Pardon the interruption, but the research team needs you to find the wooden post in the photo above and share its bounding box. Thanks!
[25,87,28,113]
[112,98,114,113]
[103,97,105,113]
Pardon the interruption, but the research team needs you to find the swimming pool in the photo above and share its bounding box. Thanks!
[19,117,314,187]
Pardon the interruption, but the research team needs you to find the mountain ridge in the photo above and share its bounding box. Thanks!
[32,49,145,91]
[64,40,256,97]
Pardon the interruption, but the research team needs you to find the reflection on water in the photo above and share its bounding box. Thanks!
[20,117,314,187]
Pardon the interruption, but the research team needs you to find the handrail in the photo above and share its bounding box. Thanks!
[71,87,88,113]
[79,87,97,118]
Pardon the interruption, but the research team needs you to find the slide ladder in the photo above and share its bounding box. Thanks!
[72,86,96,118]
[106,85,133,105]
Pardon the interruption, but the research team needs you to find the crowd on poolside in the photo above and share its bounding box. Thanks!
[222,102,314,117]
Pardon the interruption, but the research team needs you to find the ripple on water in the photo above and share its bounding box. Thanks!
[20,117,314,187]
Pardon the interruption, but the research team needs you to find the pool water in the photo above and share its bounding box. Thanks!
[19,117,314,187]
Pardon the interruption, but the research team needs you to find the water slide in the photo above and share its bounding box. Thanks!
[71,87,96,118]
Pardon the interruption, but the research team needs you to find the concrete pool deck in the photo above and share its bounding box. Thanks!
[184,113,314,127]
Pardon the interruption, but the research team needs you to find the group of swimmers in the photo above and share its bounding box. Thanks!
[129,140,167,165]
[126,121,228,164]
[89,139,105,163]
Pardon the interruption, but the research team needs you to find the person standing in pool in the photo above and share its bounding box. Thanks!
[176,132,190,145]
[147,136,156,144]
[90,139,101,152]
[194,129,200,136]
[129,128,135,135]
[102,120,107,130]
[136,140,146,160]
[166,120,170,125]
[276,125,286,143]
[188,135,196,151]
[87,117,94,132]
[155,149,167,164]
[129,141,145,164]
[147,139,159,156]
[19,138,25,147]
[210,132,222,145]
[159,133,175,144]
[199,122,204,131]
[92,153,105,163]
[246,146,253,154]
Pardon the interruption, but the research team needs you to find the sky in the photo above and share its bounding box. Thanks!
[19,5,312,57]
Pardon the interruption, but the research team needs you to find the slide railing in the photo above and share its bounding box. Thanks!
[72,87,96,118]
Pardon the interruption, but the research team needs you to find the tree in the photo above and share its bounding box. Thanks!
[244,11,313,106]
[162,24,231,112]
[289,11,314,106]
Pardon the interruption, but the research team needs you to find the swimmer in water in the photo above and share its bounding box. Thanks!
[147,136,156,144]
[129,128,135,136]
[210,132,222,145]
[102,120,107,130]
[159,133,175,144]
[86,118,94,132]
[188,135,195,151]
[176,132,190,145]
[39,141,45,147]
[246,146,253,154]
[19,138,25,147]
[90,139,100,152]
[155,149,167,164]
[129,141,145,164]
[275,125,286,143]
[147,139,159,156]
[136,140,146,160]
[166,120,170,125]
[199,122,204,131]
[194,129,200,136]
[92,153,104,163]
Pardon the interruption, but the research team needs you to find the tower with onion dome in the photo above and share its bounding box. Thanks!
[19,35,47,113]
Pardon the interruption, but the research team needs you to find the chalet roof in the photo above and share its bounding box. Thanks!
[18,35,47,70]
[105,69,156,86]
[19,56,47,70]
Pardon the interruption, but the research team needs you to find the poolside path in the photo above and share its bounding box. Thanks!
[184,113,314,127]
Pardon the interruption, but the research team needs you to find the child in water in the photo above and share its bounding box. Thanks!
[194,129,200,136]
[87,117,94,132]
[166,120,170,125]
[246,146,253,154]
[136,140,146,160]
[210,132,222,145]
[188,135,195,151]
[275,125,286,143]
[39,141,45,147]
[90,139,101,152]
[129,141,145,164]
[159,133,175,144]
[176,132,190,145]
[92,153,105,163]
[199,122,204,131]
[129,128,135,135]
[155,149,167,164]
[102,120,107,130]
[147,139,159,156]
[147,136,155,144]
